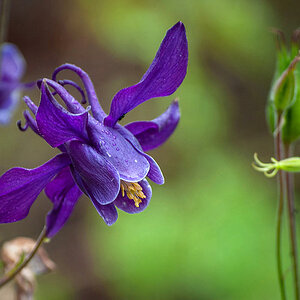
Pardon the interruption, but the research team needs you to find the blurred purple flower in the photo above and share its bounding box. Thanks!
[0,43,26,124]
[0,22,188,238]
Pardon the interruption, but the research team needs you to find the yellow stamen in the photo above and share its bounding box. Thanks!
[120,181,146,207]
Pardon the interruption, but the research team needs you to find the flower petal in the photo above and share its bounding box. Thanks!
[0,154,71,223]
[104,22,188,127]
[36,81,89,148]
[43,79,86,114]
[87,120,150,182]
[67,141,120,205]
[70,167,118,225]
[125,99,180,151]
[90,201,118,226]
[143,153,164,185]
[45,167,82,238]
[0,43,25,82]
[123,137,164,185]
[114,179,152,214]
[52,64,106,121]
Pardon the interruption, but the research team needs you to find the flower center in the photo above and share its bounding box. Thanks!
[120,181,146,208]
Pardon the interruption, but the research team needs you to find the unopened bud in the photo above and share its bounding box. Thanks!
[271,55,299,111]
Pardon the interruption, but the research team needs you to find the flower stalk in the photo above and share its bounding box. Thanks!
[284,143,300,300]
[275,112,287,300]
[0,227,47,289]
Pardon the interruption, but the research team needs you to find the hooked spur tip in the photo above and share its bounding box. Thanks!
[17,120,28,132]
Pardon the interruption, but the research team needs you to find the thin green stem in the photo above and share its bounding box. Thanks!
[284,143,300,300]
[0,227,47,289]
[0,0,10,44]
[275,112,287,300]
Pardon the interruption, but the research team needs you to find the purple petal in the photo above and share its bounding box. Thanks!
[70,167,118,225]
[36,81,89,147]
[114,179,152,214]
[143,153,164,185]
[0,43,25,82]
[0,154,71,223]
[90,201,118,226]
[45,167,82,238]
[23,110,40,135]
[43,79,86,114]
[125,99,180,151]
[87,120,150,182]
[104,22,188,127]
[123,137,164,185]
[23,96,38,115]
[67,141,120,205]
[52,64,106,121]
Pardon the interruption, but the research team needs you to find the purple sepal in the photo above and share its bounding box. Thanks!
[114,179,152,214]
[45,167,82,238]
[125,99,180,151]
[104,22,188,127]
[125,121,158,136]
[36,82,89,148]
[67,141,120,205]
[0,43,25,82]
[0,154,71,223]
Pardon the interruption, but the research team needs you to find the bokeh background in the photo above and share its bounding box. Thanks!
[1,0,300,299]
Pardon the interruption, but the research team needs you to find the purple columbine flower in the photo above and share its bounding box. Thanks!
[0,22,188,238]
[0,43,26,124]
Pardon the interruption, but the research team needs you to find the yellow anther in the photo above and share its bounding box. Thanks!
[120,181,146,207]
[121,184,125,197]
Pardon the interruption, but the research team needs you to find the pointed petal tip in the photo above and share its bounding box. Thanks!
[172,21,186,32]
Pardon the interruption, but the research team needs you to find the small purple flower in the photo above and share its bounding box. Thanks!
[0,43,26,124]
[0,22,188,238]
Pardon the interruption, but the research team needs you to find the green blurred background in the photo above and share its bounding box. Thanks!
[1,0,300,299]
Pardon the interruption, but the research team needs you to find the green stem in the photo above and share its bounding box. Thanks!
[275,112,287,300]
[284,143,300,300]
[0,0,10,44]
[0,227,47,289]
